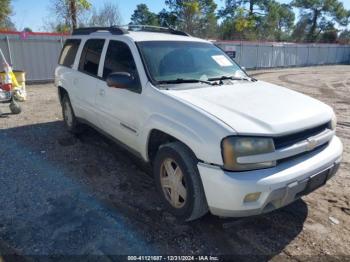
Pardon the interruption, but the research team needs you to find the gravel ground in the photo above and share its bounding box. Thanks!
[0,65,349,261]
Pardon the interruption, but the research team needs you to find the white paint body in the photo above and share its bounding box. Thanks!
[55,31,343,217]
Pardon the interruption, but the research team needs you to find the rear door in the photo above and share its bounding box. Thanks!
[73,38,105,125]
[56,38,81,108]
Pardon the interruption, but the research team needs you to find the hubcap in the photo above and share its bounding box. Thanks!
[160,158,187,208]
[64,100,73,127]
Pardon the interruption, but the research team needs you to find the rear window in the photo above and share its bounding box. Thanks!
[58,39,81,68]
[78,39,105,76]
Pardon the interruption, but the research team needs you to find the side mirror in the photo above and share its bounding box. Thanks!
[106,72,135,89]
[241,66,246,71]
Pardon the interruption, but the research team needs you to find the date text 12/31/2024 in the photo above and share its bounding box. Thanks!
[127,256,220,261]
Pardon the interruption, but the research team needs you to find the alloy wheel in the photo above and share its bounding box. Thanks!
[160,158,187,208]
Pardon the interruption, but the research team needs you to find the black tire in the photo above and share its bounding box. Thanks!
[153,141,208,221]
[9,99,21,114]
[61,94,83,134]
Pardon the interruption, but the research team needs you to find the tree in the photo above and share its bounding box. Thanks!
[218,0,266,40]
[130,4,159,26]
[23,27,32,32]
[0,0,15,30]
[164,0,218,38]
[158,9,177,27]
[218,0,238,19]
[276,4,295,34]
[89,2,122,26]
[320,25,338,43]
[218,0,266,18]
[291,13,311,41]
[218,0,294,41]
[49,0,91,31]
[339,30,350,44]
[42,19,70,33]
[1,17,15,30]
[55,23,71,33]
[219,7,256,40]
[197,0,218,38]
[166,0,200,34]
[260,1,295,41]
[292,0,350,42]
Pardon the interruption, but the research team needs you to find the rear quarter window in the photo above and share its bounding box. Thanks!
[58,39,81,68]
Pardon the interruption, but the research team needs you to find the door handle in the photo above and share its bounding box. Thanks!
[99,89,105,96]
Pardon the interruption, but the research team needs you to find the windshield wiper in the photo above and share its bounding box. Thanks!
[157,78,214,86]
[208,75,253,82]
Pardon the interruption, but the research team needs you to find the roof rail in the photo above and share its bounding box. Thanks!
[72,26,129,35]
[126,25,190,36]
[72,25,190,37]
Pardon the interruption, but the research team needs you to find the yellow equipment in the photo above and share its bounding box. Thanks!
[0,70,27,101]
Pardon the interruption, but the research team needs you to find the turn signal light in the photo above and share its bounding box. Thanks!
[244,192,261,203]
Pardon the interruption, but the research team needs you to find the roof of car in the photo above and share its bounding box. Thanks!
[126,31,209,43]
[70,26,210,43]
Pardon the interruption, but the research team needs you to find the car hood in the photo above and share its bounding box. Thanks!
[166,80,333,135]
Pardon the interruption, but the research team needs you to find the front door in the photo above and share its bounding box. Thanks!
[95,40,144,151]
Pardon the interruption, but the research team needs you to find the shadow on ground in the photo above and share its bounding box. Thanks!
[0,121,308,259]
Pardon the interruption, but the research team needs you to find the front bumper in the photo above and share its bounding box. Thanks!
[198,136,343,217]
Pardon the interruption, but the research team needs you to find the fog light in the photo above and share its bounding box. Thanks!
[244,192,261,203]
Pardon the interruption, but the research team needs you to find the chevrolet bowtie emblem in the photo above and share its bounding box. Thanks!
[306,138,317,151]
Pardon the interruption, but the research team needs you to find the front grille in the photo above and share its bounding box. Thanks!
[277,142,329,164]
[273,122,330,150]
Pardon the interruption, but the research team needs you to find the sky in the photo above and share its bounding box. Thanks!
[10,0,350,32]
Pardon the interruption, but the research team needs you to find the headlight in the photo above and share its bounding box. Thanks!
[222,137,276,171]
[331,115,337,130]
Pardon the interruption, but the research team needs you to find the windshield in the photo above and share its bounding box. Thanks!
[137,41,247,84]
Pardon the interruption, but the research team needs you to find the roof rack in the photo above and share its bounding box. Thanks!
[72,26,129,35]
[126,25,190,36]
[72,25,190,37]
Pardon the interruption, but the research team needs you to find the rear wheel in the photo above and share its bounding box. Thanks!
[153,142,208,221]
[62,94,83,134]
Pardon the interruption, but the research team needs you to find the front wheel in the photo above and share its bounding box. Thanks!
[153,142,208,221]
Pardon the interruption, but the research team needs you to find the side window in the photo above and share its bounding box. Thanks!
[103,41,138,79]
[58,39,81,68]
[78,39,105,76]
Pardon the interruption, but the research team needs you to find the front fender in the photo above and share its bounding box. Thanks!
[139,113,229,166]
[139,114,203,161]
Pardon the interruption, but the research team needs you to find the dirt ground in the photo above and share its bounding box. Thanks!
[0,65,349,261]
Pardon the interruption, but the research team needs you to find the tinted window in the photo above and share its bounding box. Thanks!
[79,39,105,76]
[59,39,81,68]
[103,41,137,79]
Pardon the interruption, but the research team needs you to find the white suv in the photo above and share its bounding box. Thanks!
[55,26,343,221]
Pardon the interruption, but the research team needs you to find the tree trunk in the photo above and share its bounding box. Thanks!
[249,0,254,16]
[308,9,319,42]
[69,0,77,29]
